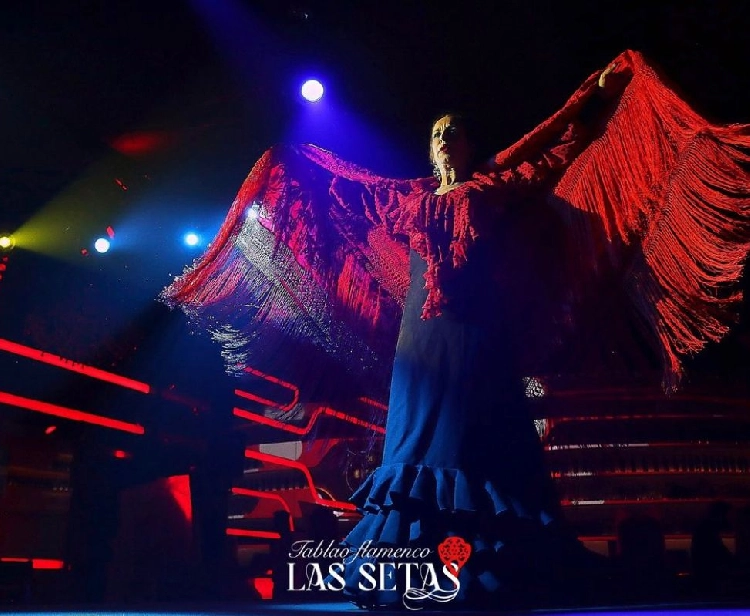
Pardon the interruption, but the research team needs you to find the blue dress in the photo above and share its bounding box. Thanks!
[340,245,575,607]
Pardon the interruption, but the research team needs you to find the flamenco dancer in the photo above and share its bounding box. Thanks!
[162,51,750,608]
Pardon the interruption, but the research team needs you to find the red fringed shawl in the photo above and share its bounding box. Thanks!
[162,50,750,392]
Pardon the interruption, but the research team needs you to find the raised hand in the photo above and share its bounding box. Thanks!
[598,62,617,88]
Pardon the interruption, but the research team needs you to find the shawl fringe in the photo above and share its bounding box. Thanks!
[161,50,750,392]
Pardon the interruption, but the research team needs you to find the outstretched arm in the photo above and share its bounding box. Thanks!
[476,62,630,192]
[548,51,750,389]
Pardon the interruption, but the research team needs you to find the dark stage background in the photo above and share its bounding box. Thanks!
[0,0,749,608]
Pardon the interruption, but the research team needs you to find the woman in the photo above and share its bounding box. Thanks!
[162,50,750,609]
[337,115,573,609]
[336,69,619,606]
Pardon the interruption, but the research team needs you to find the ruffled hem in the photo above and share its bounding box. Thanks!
[350,462,556,525]
[340,511,514,609]
[337,462,602,608]
[338,502,597,610]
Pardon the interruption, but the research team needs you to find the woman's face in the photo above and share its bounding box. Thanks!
[430,115,470,176]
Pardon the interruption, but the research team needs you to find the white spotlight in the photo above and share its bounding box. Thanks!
[0,235,15,251]
[301,79,324,102]
[184,232,200,247]
[94,238,111,253]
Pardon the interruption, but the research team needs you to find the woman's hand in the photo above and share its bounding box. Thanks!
[598,62,617,88]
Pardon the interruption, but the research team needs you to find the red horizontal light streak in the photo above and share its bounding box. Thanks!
[234,405,385,435]
[234,407,310,433]
[0,338,150,394]
[244,448,356,512]
[0,558,64,570]
[235,366,299,411]
[234,389,297,411]
[323,407,385,433]
[0,391,145,435]
[226,529,281,540]
[231,487,295,531]
[358,397,388,411]
[31,559,65,570]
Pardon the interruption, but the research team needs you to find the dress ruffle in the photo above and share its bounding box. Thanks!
[349,462,556,526]
[338,462,580,609]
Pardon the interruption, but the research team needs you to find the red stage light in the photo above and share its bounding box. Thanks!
[358,397,388,411]
[235,366,383,433]
[0,338,151,393]
[323,407,386,433]
[234,406,322,435]
[226,528,281,539]
[166,475,192,523]
[235,365,300,411]
[111,131,173,156]
[31,559,65,570]
[0,558,64,570]
[44,426,57,435]
[233,404,385,435]
[0,391,145,434]
[244,448,356,512]
[230,487,294,531]
[252,577,274,600]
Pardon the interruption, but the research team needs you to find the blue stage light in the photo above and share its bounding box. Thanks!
[301,79,324,102]
[94,238,111,254]
[184,232,200,247]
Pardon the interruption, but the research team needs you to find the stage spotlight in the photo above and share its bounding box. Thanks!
[0,235,15,251]
[94,238,111,254]
[301,79,324,102]
[246,203,261,220]
[184,232,200,247]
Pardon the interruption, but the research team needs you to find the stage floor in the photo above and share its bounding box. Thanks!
[2,601,750,616]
